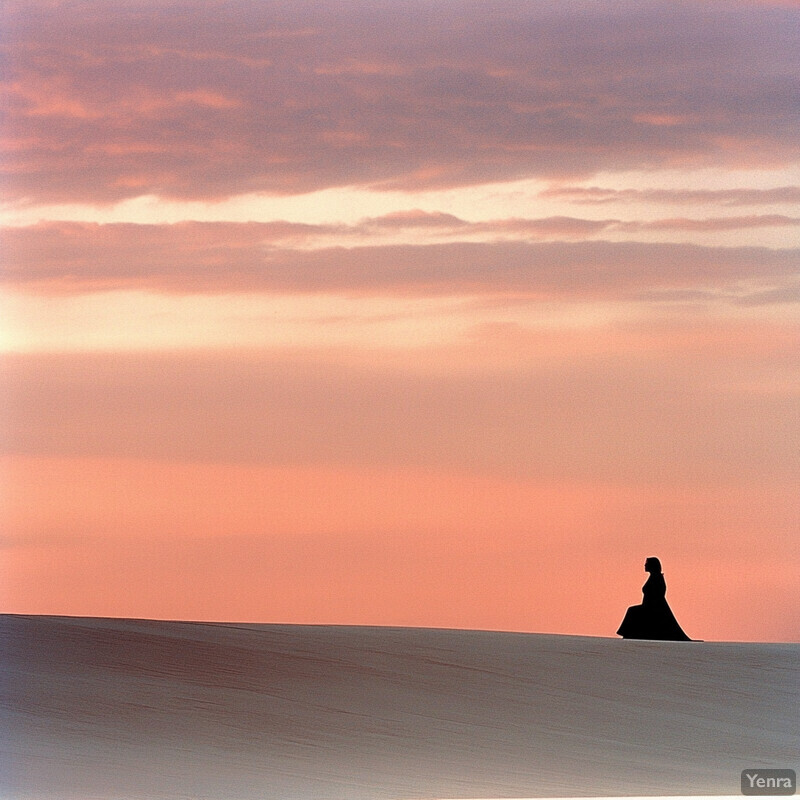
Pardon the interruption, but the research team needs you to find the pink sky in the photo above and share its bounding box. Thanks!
[1,0,798,641]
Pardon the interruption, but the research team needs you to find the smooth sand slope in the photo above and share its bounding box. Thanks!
[1,615,797,799]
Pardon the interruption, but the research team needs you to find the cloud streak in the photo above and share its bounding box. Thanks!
[2,0,798,203]
[3,221,798,298]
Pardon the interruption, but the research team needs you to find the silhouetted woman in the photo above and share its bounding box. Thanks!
[617,557,691,640]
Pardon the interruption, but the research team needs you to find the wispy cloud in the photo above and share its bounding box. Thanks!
[360,210,469,230]
[359,211,800,239]
[2,1,798,203]
[616,215,800,232]
[541,185,800,206]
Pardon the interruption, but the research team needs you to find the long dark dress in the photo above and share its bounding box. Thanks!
[617,572,691,640]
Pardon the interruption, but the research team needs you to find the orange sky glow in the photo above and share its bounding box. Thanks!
[1,0,798,641]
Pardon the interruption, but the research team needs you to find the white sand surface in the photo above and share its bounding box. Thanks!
[1,615,797,799]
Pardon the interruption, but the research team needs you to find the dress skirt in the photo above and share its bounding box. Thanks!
[617,600,691,641]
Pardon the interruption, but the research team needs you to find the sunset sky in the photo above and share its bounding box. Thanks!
[1,0,798,641]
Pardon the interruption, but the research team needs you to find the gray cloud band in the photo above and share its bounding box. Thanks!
[1,0,798,203]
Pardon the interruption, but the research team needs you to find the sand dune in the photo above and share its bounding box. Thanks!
[1,615,797,799]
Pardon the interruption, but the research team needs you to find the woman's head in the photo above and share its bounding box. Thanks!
[645,557,662,573]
